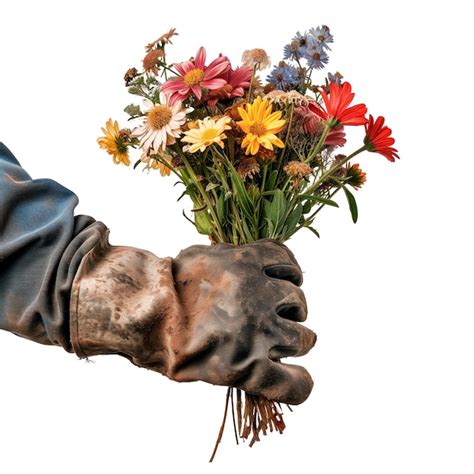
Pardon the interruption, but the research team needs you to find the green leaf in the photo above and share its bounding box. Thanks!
[300,194,339,207]
[241,217,255,242]
[247,184,261,202]
[343,186,358,223]
[194,210,212,235]
[176,189,188,202]
[205,182,219,192]
[305,225,320,238]
[229,165,254,221]
[124,104,142,117]
[286,203,303,235]
[146,75,159,86]
[264,217,274,239]
[133,159,142,170]
[127,86,143,96]
[302,199,312,214]
[264,189,288,236]
[265,169,279,192]
[216,193,227,225]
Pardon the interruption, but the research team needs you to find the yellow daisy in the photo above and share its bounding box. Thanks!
[181,116,231,153]
[97,119,131,166]
[237,96,286,156]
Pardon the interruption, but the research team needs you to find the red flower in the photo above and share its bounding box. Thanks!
[296,105,347,147]
[364,115,399,162]
[161,47,229,104]
[206,66,253,106]
[308,82,367,128]
[326,126,346,147]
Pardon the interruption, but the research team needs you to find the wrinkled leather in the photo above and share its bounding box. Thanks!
[71,237,317,405]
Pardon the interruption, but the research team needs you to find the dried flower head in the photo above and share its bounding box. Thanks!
[241,48,271,70]
[265,90,309,108]
[143,48,165,74]
[124,67,139,86]
[118,128,132,142]
[293,105,325,135]
[345,163,367,189]
[225,102,245,121]
[263,83,276,94]
[145,28,178,52]
[284,161,312,178]
[284,160,312,188]
[256,147,276,161]
[237,157,260,180]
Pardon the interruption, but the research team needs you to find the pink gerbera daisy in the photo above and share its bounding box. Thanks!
[161,47,229,104]
[206,66,253,106]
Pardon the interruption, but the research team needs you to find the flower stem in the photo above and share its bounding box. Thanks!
[175,147,225,241]
[247,64,258,101]
[305,123,331,163]
[306,145,367,195]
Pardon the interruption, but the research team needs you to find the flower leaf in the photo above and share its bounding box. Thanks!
[300,194,339,207]
[285,202,303,236]
[124,104,142,117]
[343,186,358,223]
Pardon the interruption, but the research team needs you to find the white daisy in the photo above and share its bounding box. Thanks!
[132,92,190,154]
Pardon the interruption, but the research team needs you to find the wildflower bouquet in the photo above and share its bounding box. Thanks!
[98,26,398,456]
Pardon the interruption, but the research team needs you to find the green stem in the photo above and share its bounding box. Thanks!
[247,64,258,101]
[175,147,225,241]
[305,123,331,163]
[157,61,178,76]
[212,158,243,245]
[306,145,367,196]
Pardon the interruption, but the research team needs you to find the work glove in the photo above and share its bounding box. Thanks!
[70,236,316,405]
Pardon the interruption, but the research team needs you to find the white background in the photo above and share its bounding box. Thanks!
[1,1,473,472]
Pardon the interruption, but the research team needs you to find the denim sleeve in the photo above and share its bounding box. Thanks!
[0,143,108,351]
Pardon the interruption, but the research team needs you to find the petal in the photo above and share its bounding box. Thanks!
[195,47,206,69]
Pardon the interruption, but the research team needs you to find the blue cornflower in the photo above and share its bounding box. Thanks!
[308,25,334,50]
[267,64,299,91]
[302,37,330,69]
[293,30,311,49]
[327,72,343,85]
[283,42,300,60]
[283,31,311,60]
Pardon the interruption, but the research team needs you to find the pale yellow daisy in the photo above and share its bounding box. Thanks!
[181,116,232,153]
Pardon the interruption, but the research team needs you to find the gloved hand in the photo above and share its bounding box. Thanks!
[70,235,316,405]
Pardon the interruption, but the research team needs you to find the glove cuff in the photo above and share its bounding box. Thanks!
[69,231,181,374]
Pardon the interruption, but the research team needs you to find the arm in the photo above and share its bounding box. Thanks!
[0,143,316,404]
[0,142,106,350]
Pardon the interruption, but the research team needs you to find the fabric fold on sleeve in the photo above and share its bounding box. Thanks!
[0,142,107,351]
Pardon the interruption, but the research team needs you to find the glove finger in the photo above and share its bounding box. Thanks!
[269,278,308,321]
[241,240,302,272]
[237,358,314,405]
[271,311,317,357]
[264,263,303,286]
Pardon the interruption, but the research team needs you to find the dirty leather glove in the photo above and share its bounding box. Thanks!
[70,235,316,405]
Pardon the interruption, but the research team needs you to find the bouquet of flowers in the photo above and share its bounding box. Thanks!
[98,26,398,458]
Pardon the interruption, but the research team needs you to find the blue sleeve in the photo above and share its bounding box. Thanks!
[0,143,108,351]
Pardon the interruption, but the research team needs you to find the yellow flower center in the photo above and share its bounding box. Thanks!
[201,128,219,144]
[147,105,172,130]
[249,122,267,137]
[183,68,205,87]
